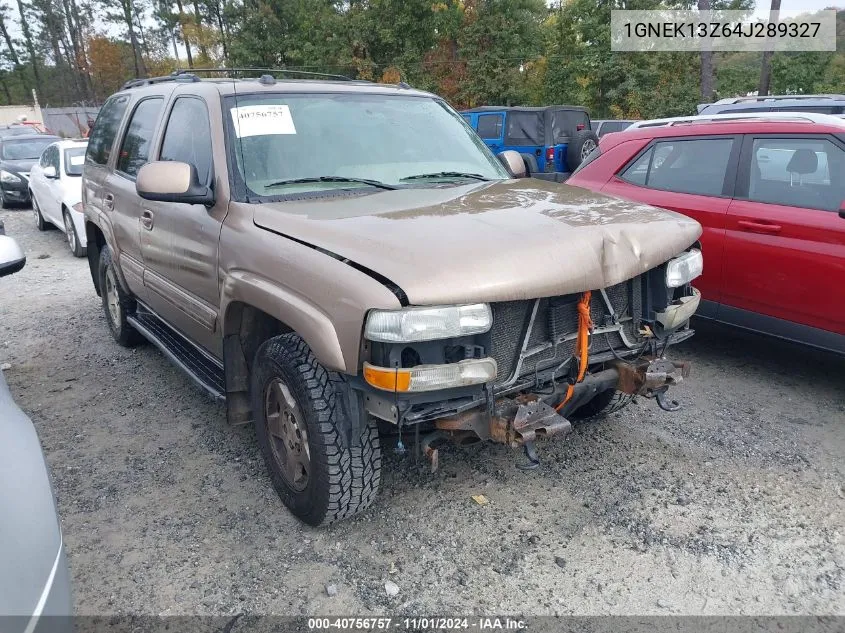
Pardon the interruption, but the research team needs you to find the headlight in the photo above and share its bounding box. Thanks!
[0,170,21,184]
[364,303,493,343]
[666,249,703,288]
[363,358,498,392]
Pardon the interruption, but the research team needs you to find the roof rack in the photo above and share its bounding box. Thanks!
[120,67,363,91]
[173,67,361,82]
[121,72,200,90]
[709,93,845,105]
[628,111,845,129]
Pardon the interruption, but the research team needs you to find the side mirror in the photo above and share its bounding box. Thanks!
[43,165,57,179]
[0,235,26,277]
[497,150,527,179]
[136,161,214,206]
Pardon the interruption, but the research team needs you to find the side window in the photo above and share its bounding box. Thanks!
[117,98,163,178]
[159,97,213,185]
[749,137,845,212]
[476,114,503,140]
[39,146,51,167]
[86,95,130,166]
[622,138,733,196]
[49,146,60,169]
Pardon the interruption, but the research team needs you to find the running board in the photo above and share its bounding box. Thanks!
[128,306,226,401]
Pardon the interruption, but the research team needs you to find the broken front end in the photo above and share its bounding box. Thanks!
[356,249,702,468]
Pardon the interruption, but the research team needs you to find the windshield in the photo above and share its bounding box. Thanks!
[225,93,509,198]
[0,127,39,138]
[64,147,87,176]
[2,138,56,160]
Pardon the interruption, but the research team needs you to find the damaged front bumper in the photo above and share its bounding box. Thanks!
[421,356,691,470]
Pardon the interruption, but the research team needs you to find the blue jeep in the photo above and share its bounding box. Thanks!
[461,105,598,179]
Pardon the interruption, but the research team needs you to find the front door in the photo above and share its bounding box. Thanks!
[139,94,224,356]
[722,134,845,336]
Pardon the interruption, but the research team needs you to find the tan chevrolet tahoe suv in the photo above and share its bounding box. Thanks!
[82,70,703,526]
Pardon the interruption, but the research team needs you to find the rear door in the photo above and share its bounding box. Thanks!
[722,134,845,337]
[107,96,165,298]
[601,135,741,311]
[476,113,504,153]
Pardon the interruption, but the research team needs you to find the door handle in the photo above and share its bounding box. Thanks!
[103,192,114,212]
[140,209,154,231]
[738,220,782,235]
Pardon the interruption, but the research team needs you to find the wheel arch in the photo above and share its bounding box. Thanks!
[85,221,106,296]
[220,282,349,425]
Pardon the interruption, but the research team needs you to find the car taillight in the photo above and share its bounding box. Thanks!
[576,123,585,131]
[545,147,555,162]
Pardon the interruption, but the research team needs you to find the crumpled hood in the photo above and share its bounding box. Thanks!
[252,179,702,305]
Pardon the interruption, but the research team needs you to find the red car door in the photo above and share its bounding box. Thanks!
[722,134,845,336]
[599,135,740,310]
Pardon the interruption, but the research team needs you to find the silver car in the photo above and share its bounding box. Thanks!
[0,234,73,632]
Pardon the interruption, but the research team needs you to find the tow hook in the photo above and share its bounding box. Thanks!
[655,388,682,411]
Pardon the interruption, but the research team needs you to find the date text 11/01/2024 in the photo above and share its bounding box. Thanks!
[307,617,527,630]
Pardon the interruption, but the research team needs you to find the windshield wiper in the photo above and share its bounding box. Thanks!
[264,176,397,190]
[400,171,490,182]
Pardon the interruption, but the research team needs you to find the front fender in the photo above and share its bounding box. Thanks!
[221,271,348,373]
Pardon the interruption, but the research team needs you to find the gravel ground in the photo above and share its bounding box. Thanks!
[1,206,843,617]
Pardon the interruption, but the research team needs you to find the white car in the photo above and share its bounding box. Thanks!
[29,139,88,257]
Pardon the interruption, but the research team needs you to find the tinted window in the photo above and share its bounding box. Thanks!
[1,137,57,160]
[597,120,633,137]
[64,147,87,176]
[86,95,130,166]
[117,98,163,178]
[476,114,503,140]
[159,98,213,185]
[551,110,589,142]
[504,112,543,145]
[622,138,733,196]
[772,105,839,115]
[749,137,845,212]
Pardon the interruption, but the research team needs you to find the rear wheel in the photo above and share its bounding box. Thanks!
[571,388,634,421]
[520,153,539,175]
[98,247,142,347]
[33,195,47,231]
[252,334,381,526]
[63,209,86,257]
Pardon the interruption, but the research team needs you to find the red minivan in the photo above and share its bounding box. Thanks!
[567,112,845,354]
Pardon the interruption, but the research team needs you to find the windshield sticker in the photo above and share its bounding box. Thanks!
[69,155,85,166]
[230,105,297,138]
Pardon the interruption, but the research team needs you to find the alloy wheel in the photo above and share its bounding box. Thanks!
[264,378,310,492]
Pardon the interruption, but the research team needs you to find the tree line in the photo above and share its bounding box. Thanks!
[0,0,842,117]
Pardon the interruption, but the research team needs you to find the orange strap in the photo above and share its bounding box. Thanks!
[555,290,592,412]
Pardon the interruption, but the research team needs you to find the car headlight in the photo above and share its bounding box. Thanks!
[0,170,21,184]
[364,303,493,343]
[363,358,498,392]
[666,249,703,288]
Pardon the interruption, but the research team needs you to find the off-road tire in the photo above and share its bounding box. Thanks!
[252,334,381,526]
[520,153,539,175]
[98,247,143,347]
[63,209,86,257]
[566,129,600,171]
[571,388,634,421]
[32,195,48,230]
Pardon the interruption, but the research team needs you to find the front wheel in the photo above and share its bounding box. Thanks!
[252,334,381,526]
[32,195,47,230]
[571,388,634,421]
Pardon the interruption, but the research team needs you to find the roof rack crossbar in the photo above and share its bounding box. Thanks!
[173,67,360,82]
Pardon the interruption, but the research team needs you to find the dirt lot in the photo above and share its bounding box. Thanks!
[1,206,843,617]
